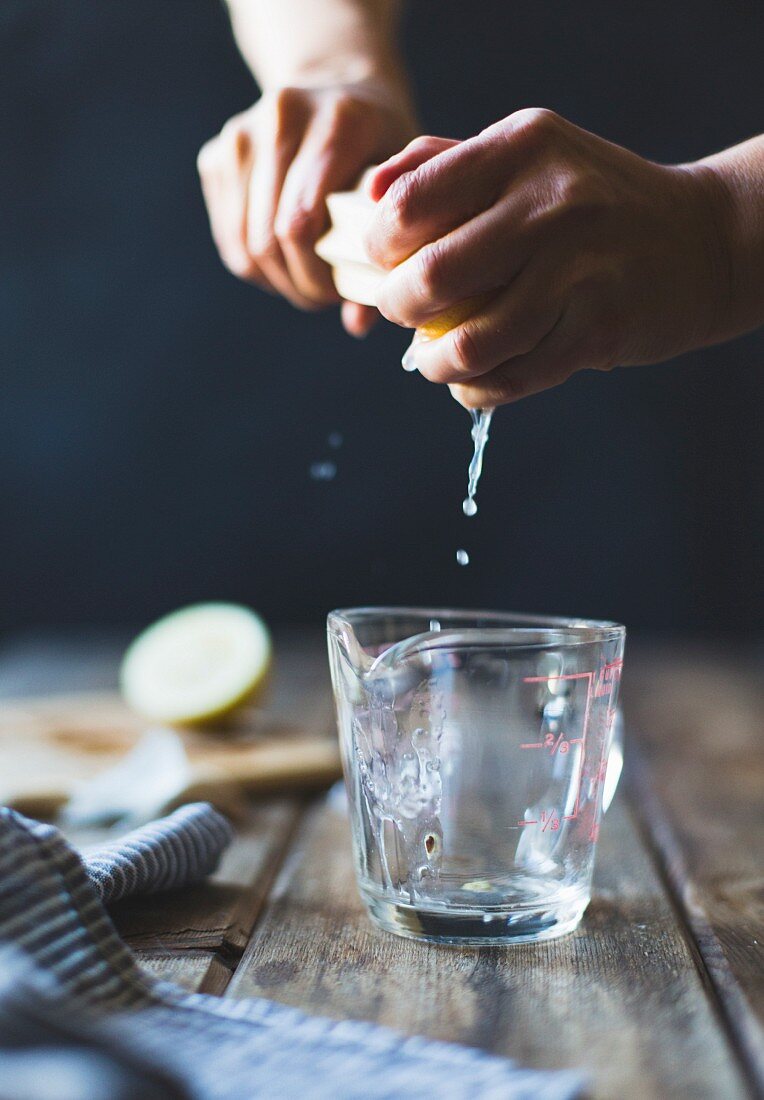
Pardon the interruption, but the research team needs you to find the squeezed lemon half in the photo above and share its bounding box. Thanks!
[416,297,488,340]
[120,603,271,724]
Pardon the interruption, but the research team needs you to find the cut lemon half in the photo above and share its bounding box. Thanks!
[120,603,271,725]
[416,296,491,340]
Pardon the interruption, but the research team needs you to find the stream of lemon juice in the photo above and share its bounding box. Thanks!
[410,301,494,565]
[455,406,493,566]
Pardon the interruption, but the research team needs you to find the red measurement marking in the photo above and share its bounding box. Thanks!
[594,659,624,697]
[522,735,582,753]
[521,671,594,823]
[546,731,571,755]
[540,809,561,832]
[523,672,595,683]
[517,819,538,826]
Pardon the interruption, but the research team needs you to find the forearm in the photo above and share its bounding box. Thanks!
[226,0,406,90]
[694,135,764,345]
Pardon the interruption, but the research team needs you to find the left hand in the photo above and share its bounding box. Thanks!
[197,79,416,336]
[365,109,729,407]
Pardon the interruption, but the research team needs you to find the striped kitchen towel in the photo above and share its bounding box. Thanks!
[0,807,584,1100]
[83,801,234,902]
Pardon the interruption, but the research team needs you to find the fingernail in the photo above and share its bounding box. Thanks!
[401,342,419,372]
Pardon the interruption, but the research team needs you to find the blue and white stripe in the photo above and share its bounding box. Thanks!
[0,806,583,1099]
[83,802,234,903]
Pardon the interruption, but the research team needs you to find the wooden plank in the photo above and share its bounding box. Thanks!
[103,798,304,957]
[622,643,764,1094]
[227,792,748,1100]
[136,950,232,995]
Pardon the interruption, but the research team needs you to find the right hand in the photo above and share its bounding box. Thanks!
[197,81,416,336]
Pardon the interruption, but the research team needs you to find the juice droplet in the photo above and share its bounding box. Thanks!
[309,460,337,481]
[456,549,470,566]
[327,431,343,449]
[462,496,478,517]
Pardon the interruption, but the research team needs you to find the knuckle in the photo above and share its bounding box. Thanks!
[409,134,439,153]
[509,107,561,149]
[274,205,321,247]
[554,168,609,222]
[414,241,449,300]
[450,324,482,377]
[386,173,420,232]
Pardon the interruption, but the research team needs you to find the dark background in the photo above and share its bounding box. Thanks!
[1,0,762,636]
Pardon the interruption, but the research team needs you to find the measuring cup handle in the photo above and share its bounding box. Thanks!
[602,710,624,814]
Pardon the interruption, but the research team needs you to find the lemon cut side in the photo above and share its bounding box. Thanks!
[120,603,271,724]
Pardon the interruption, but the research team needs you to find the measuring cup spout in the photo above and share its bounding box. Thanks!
[327,610,446,702]
[326,611,374,680]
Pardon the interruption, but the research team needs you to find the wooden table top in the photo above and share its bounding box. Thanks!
[0,628,761,1099]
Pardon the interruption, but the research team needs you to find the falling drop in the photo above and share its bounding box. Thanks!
[462,497,478,517]
[309,460,337,481]
[456,549,470,566]
[327,431,343,449]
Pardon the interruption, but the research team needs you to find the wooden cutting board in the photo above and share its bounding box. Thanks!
[0,692,342,818]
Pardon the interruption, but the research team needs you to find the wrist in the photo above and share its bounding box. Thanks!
[261,49,411,103]
[679,141,764,347]
[673,161,737,349]
[266,53,416,129]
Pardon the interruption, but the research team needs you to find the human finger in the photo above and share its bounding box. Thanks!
[399,263,561,384]
[246,91,317,308]
[365,132,511,268]
[341,301,378,336]
[448,312,592,407]
[365,135,460,201]
[366,108,569,270]
[197,127,271,288]
[275,96,383,304]
[375,195,535,329]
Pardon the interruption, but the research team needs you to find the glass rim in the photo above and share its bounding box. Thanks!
[327,605,626,647]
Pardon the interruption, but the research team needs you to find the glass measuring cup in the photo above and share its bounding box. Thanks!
[327,608,625,945]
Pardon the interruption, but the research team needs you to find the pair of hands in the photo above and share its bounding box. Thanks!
[200,91,728,408]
